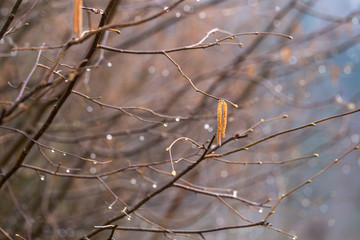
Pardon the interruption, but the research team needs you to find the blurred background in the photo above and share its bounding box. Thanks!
[0,0,359,239]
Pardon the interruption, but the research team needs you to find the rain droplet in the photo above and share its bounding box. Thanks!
[127,217,131,221]
[175,12,181,18]
[204,124,210,129]
[107,62,112,67]
[87,106,93,112]
[90,153,96,159]
[152,183,157,188]
[351,134,359,143]
[163,6,169,12]
[66,169,70,173]
[274,84,283,93]
[139,135,145,141]
[208,127,213,132]
[108,205,112,209]
[275,6,280,11]
[258,208,263,213]
[106,134,113,140]
[198,12,206,19]
[342,164,351,174]
[175,118,180,122]
[183,5,193,13]
[51,149,55,153]
[328,218,336,227]
[148,66,155,74]
[232,190,238,197]
[93,161,98,165]
[318,65,326,74]
[344,65,352,75]
[273,19,281,27]
[130,178,137,184]
[90,167,97,174]
[163,123,168,127]
[40,176,45,181]
[162,69,169,77]
[352,16,359,25]
[86,68,91,72]
[63,153,66,156]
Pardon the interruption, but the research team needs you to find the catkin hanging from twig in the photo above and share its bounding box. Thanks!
[217,99,227,146]
[73,0,83,38]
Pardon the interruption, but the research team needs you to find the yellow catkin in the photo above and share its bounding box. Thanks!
[217,100,223,146]
[73,0,83,38]
[221,100,227,138]
[217,99,228,145]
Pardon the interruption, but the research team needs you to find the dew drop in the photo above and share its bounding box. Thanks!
[163,6,169,12]
[63,153,66,156]
[108,205,112,209]
[106,134,113,140]
[127,217,131,221]
[152,183,157,188]
[183,5,193,13]
[204,124,210,129]
[220,170,228,178]
[258,208,263,213]
[107,62,112,67]
[328,218,336,227]
[86,68,91,72]
[275,6,281,11]
[232,190,238,197]
[90,167,97,174]
[175,12,181,18]
[352,16,359,25]
[163,123,168,127]
[130,178,137,184]
[175,118,180,122]
[90,153,96,159]
[51,149,55,153]
[93,161,98,165]
[344,65,352,75]
[65,79,69,83]
[274,84,283,93]
[198,12,206,19]
[148,66,156,74]
[273,19,281,27]
[40,176,45,181]
[66,169,70,173]
[318,65,326,74]
[87,106,93,112]
[342,164,351,174]
[208,127,213,132]
[162,69,169,77]
[139,135,145,141]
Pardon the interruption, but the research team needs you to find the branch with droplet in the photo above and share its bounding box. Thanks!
[166,137,203,176]
[162,51,239,109]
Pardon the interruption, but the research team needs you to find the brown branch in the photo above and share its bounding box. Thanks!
[0,0,120,190]
[206,108,360,158]
[0,0,22,39]
[81,134,217,239]
[173,183,270,207]
[264,145,359,222]
[93,221,266,234]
